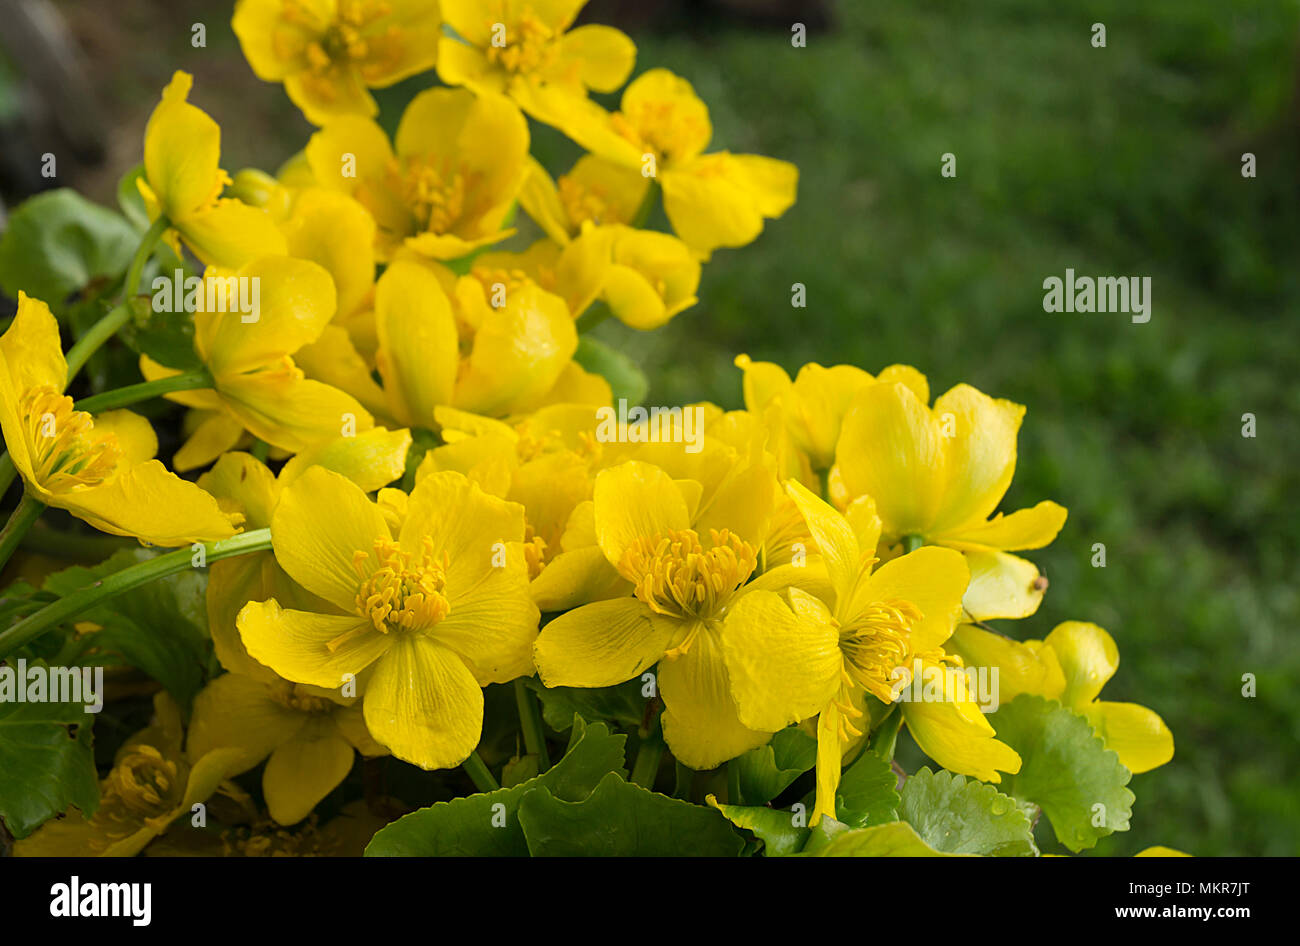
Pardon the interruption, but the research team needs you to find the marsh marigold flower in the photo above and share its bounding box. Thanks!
[723,480,1021,824]
[836,375,1069,621]
[233,0,443,125]
[0,293,236,545]
[140,72,287,268]
[236,466,540,770]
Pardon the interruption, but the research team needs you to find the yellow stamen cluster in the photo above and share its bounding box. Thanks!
[353,537,451,632]
[474,266,535,300]
[88,746,186,851]
[558,174,619,229]
[611,101,707,166]
[840,599,922,704]
[483,9,558,76]
[269,679,334,715]
[287,0,400,79]
[384,155,470,235]
[20,386,122,493]
[523,524,548,580]
[619,528,757,621]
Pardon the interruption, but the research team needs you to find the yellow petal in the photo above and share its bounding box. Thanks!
[533,597,671,688]
[218,370,373,456]
[238,598,389,689]
[658,623,770,769]
[90,410,157,463]
[853,546,969,655]
[197,451,279,529]
[1084,701,1174,774]
[940,500,1068,552]
[959,548,1048,621]
[143,71,220,220]
[278,427,412,494]
[59,460,237,545]
[263,720,356,824]
[929,384,1026,535]
[284,65,378,126]
[173,411,246,472]
[374,260,459,426]
[948,623,1066,704]
[1043,621,1119,707]
[0,292,66,393]
[363,636,483,770]
[305,115,395,192]
[593,461,692,568]
[837,380,944,538]
[784,478,863,614]
[270,465,391,611]
[902,665,1022,782]
[722,588,840,733]
[179,200,288,268]
[530,545,631,612]
[186,672,306,774]
[558,24,636,91]
[282,188,376,319]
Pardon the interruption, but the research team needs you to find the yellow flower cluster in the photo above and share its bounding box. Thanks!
[4,2,1170,853]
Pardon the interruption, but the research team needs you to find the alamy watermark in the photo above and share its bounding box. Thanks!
[151,269,260,322]
[1042,268,1150,323]
[0,659,104,713]
[595,399,704,454]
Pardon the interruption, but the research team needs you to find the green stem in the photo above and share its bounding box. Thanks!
[124,216,171,299]
[632,178,661,228]
[0,457,15,502]
[513,678,551,772]
[575,300,613,335]
[461,750,499,793]
[673,760,693,800]
[75,369,211,414]
[630,731,664,789]
[0,492,46,573]
[0,527,271,658]
[902,533,924,553]
[250,439,271,463]
[868,706,903,762]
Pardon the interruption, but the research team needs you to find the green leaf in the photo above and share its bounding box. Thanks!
[990,695,1134,852]
[365,717,626,856]
[899,767,1037,856]
[528,676,648,733]
[119,287,203,372]
[519,772,744,856]
[730,724,817,805]
[0,659,100,838]
[707,796,810,856]
[813,820,973,857]
[836,745,901,827]
[43,549,212,711]
[0,190,136,305]
[574,335,648,404]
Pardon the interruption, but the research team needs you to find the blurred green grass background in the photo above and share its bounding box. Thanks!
[16,0,1300,855]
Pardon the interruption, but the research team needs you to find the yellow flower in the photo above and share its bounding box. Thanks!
[233,0,442,126]
[722,480,1021,824]
[188,671,387,825]
[520,154,650,244]
[437,0,635,125]
[735,356,925,473]
[236,466,539,770]
[349,259,577,423]
[0,293,236,545]
[305,87,530,260]
[950,621,1174,774]
[140,72,287,267]
[836,374,1068,621]
[552,68,798,258]
[197,431,411,680]
[16,693,244,857]
[140,256,376,470]
[534,459,805,770]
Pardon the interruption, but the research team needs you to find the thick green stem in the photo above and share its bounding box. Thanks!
[75,369,212,415]
[673,760,693,800]
[513,678,551,772]
[0,492,46,573]
[461,750,499,793]
[124,216,171,299]
[901,533,924,553]
[630,731,664,789]
[632,178,661,228]
[868,706,903,762]
[0,527,271,658]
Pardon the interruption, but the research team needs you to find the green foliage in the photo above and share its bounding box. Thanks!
[991,696,1134,852]
[519,772,743,856]
[814,821,970,857]
[899,767,1037,856]
[0,660,99,838]
[835,746,901,828]
[574,335,648,405]
[0,190,135,306]
[729,724,817,805]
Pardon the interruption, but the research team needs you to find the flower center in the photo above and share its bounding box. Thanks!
[86,745,187,850]
[270,679,335,715]
[19,386,122,492]
[558,174,621,230]
[523,524,547,580]
[483,8,558,76]
[611,101,708,167]
[618,528,757,621]
[382,155,471,236]
[839,599,922,705]
[289,0,399,77]
[353,537,451,632]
